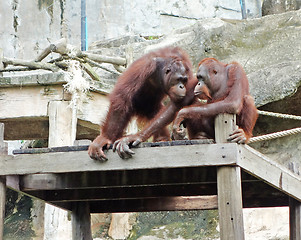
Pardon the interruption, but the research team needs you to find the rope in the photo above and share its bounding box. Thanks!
[249,127,301,143]
[247,110,301,142]
[258,110,301,121]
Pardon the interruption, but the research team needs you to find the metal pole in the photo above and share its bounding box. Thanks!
[240,0,247,19]
[81,0,87,51]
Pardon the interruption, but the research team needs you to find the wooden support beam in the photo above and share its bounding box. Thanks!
[0,123,7,240]
[0,143,238,175]
[0,176,5,240]
[45,100,77,239]
[290,198,301,240]
[71,202,92,240]
[61,196,218,213]
[238,145,301,202]
[81,52,126,66]
[48,101,76,147]
[0,48,4,76]
[289,162,301,240]
[215,114,245,240]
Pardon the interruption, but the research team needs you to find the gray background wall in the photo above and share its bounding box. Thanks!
[0,0,261,60]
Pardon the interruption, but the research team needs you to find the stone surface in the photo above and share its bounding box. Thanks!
[0,0,261,59]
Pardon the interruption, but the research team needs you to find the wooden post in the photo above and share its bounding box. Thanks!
[0,176,5,240]
[0,123,7,240]
[289,162,301,240]
[71,202,92,240]
[48,101,77,147]
[215,114,245,240]
[0,48,3,77]
[48,101,92,240]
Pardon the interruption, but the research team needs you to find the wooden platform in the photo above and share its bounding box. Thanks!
[0,71,109,141]
[1,140,300,213]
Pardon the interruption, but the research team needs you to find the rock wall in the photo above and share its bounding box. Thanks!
[0,0,261,59]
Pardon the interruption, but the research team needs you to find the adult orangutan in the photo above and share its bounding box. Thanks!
[88,46,197,160]
[173,58,258,143]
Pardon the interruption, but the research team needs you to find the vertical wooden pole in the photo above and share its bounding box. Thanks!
[215,114,245,240]
[48,100,77,147]
[0,123,8,240]
[48,100,92,240]
[290,199,301,240]
[71,202,92,240]
[289,162,301,240]
[0,48,4,77]
[0,176,5,240]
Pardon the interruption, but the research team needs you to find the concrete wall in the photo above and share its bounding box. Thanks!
[0,0,261,60]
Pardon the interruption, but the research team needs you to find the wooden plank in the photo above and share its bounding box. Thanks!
[0,177,5,240]
[71,202,92,240]
[45,100,77,240]
[20,167,217,190]
[0,72,65,87]
[288,162,301,240]
[238,144,301,202]
[0,143,238,175]
[1,117,49,140]
[14,139,214,154]
[217,166,245,240]
[12,139,213,154]
[23,183,217,202]
[0,123,7,240]
[0,84,108,128]
[0,85,66,119]
[55,196,218,213]
[215,114,245,240]
[48,101,75,147]
[20,177,289,209]
[6,176,20,191]
[0,48,3,76]
[290,198,301,240]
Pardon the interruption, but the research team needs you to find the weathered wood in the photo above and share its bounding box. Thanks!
[0,176,5,240]
[20,167,217,190]
[35,38,68,62]
[48,101,76,147]
[238,145,301,202]
[113,64,125,73]
[82,52,126,66]
[25,183,216,201]
[217,166,245,240]
[83,57,120,75]
[71,202,92,240]
[64,196,218,213]
[290,197,301,240]
[0,82,109,140]
[6,176,20,191]
[3,57,60,72]
[0,124,6,154]
[0,143,238,175]
[46,100,77,239]
[0,48,3,76]
[0,71,66,88]
[80,62,102,83]
[12,139,213,154]
[0,123,7,240]
[289,162,301,240]
[215,114,245,240]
